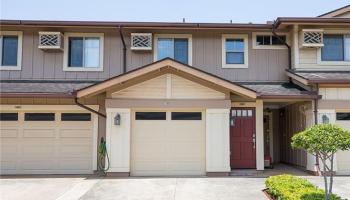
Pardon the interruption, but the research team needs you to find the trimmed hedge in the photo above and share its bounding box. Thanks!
[265,175,343,200]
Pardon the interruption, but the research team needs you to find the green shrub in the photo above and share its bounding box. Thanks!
[265,175,343,200]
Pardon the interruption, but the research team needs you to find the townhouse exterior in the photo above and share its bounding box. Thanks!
[0,6,349,176]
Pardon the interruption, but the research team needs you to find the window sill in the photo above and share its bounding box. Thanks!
[318,61,350,66]
[0,66,22,70]
[63,66,103,72]
[222,64,248,69]
[253,45,287,50]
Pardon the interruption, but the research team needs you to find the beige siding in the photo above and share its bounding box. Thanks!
[319,88,350,100]
[299,49,317,64]
[112,74,226,99]
[1,27,288,82]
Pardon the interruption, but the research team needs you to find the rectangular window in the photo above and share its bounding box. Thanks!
[225,39,244,64]
[222,34,248,68]
[64,33,103,71]
[0,32,22,70]
[24,113,55,121]
[256,35,286,46]
[61,113,91,121]
[0,113,18,121]
[157,38,189,64]
[135,112,166,120]
[336,113,350,121]
[68,37,100,68]
[321,34,350,61]
[171,112,202,120]
[1,36,18,66]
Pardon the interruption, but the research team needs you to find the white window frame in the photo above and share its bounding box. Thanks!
[252,32,289,50]
[317,30,350,66]
[222,34,248,68]
[0,31,23,71]
[63,33,104,72]
[153,34,192,65]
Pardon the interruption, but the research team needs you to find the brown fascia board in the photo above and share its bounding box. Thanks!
[275,17,350,28]
[0,20,272,29]
[0,93,75,98]
[258,94,321,99]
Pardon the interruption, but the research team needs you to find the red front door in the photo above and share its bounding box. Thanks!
[230,108,256,169]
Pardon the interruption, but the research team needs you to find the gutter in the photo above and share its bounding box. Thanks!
[119,26,127,73]
[74,98,106,118]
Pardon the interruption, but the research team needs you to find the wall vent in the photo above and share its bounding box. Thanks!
[131,33,152,50]
[38,32,64,51]
[300,29,324,48]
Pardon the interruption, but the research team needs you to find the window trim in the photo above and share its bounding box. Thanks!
[153,34,192,65]
[63,32,104,72]
[222,34,248,68]
[252,32,289,50]
[317,30,350,66]
[0,31,23,71]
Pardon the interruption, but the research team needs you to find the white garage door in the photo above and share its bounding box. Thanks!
[336,112,350,175]
[0,110,95,174]
[131,110,205,176]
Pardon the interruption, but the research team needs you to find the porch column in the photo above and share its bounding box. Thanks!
[205,109,231,174]
[255,100,264,170]
[105,108,131,174]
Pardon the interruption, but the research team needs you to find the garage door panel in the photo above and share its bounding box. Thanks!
[22,145,55,158]
[21,160,55,170]
[58,159,91,170]
[23,129,55,138]
[0,129,18,138]
[59,145,92,157]
[1,144,18,158]
[0,110,94,175]
[60,129,92,138]
[336,116,350,174]
[131,110,205,176]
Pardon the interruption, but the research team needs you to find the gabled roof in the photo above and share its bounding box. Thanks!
[318,5,350,18]
[76,58,258,99]
[286,69,350,85]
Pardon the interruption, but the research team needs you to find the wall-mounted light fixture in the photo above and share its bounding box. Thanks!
[114,113,121,125]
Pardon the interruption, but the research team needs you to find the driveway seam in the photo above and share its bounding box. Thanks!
[173,178,178,200]
[55,178,102,200]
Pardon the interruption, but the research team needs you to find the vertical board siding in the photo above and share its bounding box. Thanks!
[1,28,288,82]
[279,102,309,168]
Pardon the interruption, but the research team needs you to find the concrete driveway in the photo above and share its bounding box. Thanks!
[1,175,349,200]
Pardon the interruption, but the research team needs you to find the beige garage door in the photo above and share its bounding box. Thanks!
[131,110,205,176]
[0,111,95,174]
[335,112,350,175]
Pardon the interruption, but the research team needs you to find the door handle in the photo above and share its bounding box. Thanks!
[252,134,256,149]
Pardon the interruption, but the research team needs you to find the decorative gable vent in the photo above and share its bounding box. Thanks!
[300,29,324,48]
[38,32,64,51]
[131,33,152,50]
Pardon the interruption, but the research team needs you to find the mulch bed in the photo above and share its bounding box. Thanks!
[262,189,275,200]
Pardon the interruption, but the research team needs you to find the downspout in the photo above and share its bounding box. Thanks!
[314,84,321,175]
[119,26,127,73]
[272,21,291,70]
[74,97,106,118]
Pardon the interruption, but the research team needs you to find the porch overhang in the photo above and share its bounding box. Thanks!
[286,69,350,85]
[76,58,258,99]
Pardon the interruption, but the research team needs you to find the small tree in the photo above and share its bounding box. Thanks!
[291,124,350,200]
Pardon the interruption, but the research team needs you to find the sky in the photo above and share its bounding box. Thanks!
[0,0,349,23]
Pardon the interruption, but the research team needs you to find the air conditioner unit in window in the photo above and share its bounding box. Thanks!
[299,29,324,48]
[38,32,64,51]
[131,33,152,50]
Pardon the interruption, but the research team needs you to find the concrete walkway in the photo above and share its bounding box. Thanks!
[1,175,349,200]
